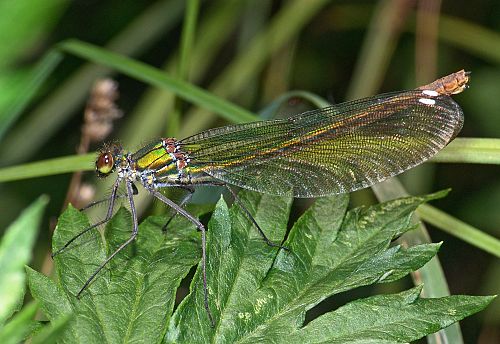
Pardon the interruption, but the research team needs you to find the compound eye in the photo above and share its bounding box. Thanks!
[96,152,114,176]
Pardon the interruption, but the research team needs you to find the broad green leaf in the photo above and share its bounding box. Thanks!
[286,286,494,344]
[28,204,201,343]
[166,192,293,341]
[0,195,48,325]
[167,190,490,343]
[26,266,72,322]
[30,190,493,343]
[25,267,74,343]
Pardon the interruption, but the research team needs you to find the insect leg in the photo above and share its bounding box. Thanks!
[76,180,139,298]
[52,178,122,257]
[147,187,215,327]
[79,183,138,211]
[186,179,289,250]
[224,185,289,251]
[161,186,195,233]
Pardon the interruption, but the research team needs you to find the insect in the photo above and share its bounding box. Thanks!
[53,70,469,326]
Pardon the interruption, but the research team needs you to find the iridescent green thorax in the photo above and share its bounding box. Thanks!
[134,141,172,171]
[127,138,193,185]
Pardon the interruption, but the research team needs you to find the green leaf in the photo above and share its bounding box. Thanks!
[0,195,48,326]
[167,191,490,343]
[28,205,201,343]
[32,190,493,343]
[167,192,294,341]
[0,302,38,344]
[26,266,71,322]
[58,39,257,124]
[30,313,73,344]
[286,286,495,344]
[25,267,74,343]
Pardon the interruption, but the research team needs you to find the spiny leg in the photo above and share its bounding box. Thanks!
[186,180,288,249]
[79,183,138,211]
[147,187,215,327]
[52,179,121,257]
[161,186,195,233]
[224,185,288,251]
[76,180,139,298]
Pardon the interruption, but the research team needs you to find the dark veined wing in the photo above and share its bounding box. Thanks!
[180,89,464,197]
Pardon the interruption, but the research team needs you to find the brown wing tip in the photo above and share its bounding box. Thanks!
[418,69,470,95]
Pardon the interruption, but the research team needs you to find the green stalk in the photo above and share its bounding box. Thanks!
[432,138,500,164]
[168,0,200,137]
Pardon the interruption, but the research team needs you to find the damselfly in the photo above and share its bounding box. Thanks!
[53,70,469,326]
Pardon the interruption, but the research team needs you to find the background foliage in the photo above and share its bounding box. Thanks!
[0,0,499,343]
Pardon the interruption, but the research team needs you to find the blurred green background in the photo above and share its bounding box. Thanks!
[0,0,499,342]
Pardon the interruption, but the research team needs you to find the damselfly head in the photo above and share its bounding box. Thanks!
[95,152,115,177]
[95,143,122,178]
